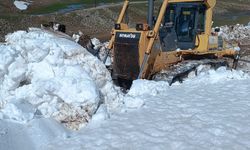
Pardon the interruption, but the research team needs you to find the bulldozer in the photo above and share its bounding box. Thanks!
[106,0,239,88]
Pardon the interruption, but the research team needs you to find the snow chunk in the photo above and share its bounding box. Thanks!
[1,100,36,123]
[14,1,30,10]
[36,65,99,105]
[91,38,102,50]
[123,80,170,109]
[0,45,16,81]
[128,79,170,97]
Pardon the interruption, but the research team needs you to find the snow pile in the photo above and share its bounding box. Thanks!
[123,66,248,110]
[0,28,123,130]
[128,80,170,97]
[219,24,250,42]
[122,80,170,109]
[14,1,30,10]
[219,24,250,72]
[89,38,111,66]
[184,66,249,84]
[128,66,249,97]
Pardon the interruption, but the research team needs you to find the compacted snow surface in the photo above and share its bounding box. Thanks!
[0,28,250,150]
[46,78,250,150]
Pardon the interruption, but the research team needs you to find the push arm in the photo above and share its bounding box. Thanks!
[138,0,169,79]
[107,0,129,50]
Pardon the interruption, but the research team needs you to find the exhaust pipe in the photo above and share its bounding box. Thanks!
[147,0,154,29]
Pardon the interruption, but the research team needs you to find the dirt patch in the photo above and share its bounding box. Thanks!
[0,2,147,42]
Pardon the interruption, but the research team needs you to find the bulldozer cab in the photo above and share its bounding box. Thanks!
[159,2,206,51]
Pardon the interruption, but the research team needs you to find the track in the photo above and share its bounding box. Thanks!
[152,59,229,85]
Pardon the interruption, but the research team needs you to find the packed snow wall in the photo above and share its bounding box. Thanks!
[0,28,127,130]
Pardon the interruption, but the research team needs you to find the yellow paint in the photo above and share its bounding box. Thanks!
[108,0,237,80]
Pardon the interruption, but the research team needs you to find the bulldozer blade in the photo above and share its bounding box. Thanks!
[138,53,149,79]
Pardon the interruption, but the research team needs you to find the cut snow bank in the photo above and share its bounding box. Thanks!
[0,28,123,130]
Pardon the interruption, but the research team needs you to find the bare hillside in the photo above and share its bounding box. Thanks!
[0,0,249,42]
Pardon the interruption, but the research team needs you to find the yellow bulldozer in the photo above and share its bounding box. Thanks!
[106,0,239,88]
